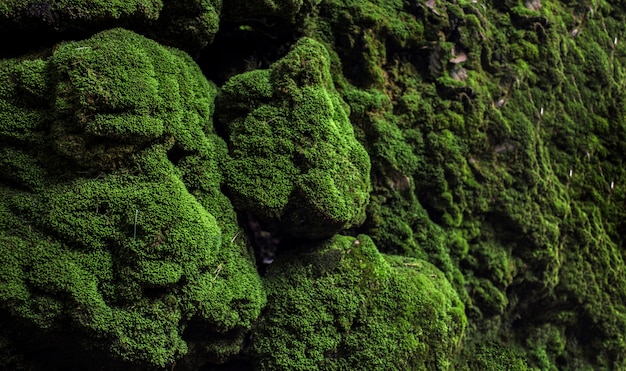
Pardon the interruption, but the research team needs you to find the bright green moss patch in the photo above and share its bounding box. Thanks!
[217,37,371,239]
[252,234,466,370]
[0,28,264,368]
[48,27,219,169]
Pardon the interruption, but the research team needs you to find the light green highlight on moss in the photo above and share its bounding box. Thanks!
[217,37,371,238]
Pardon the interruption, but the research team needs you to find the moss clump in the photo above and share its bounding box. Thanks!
[0,28,264,369]
[252,234,466,370]
[47,27,218,167]
[221,0,317,23]
[155,0,222,51]
[216,37,371,239]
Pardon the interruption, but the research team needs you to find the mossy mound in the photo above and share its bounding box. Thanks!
[216,37,371,239]
[252,234,466,370]
[0,28,264,369]
[46,27,219,170]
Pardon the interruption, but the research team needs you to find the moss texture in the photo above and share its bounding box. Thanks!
[1,0,626,370]
[0,0,220,52]
[252,234,465,370]
[216,37,371,239]
[305,1,626,369]
[0,28,264,369]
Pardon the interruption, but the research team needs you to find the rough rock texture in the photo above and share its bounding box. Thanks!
[1,0,626,370]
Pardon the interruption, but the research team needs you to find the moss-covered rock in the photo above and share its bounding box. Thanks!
[305,1,626,369]
[2,0,626,370]
[0,28,264,369]
[216,37,371,239]
[252,234,466,370]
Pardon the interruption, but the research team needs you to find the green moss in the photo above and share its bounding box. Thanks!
[155,0,222,51]
[0,154,264,369]
[2,0,626,369]
[222,0,318,23]
[457,341,530,371]
[0,27,221,180]
[0,58,51,143]
[304,1,626,369]
[49,28,218,162]
[252,234,466,370]
[0,28,264,368]
[217,37,371,239]
[0,0,164,24]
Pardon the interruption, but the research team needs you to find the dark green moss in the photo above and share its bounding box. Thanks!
[0,0,220,53]
[2,0,626,370]
[304,1,626,369]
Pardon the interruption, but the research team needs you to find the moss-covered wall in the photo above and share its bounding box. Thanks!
[1,1,625,370]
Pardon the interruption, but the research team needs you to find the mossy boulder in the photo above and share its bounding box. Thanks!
[216,37,371,239]
[252,234,466,370]
[0,28,265,369]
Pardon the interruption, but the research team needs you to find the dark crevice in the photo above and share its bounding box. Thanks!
[166,145,190,166]
[0,28,90,60]
[142,286,168,300]
[238,211,281,275]
[197,17,301,86]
